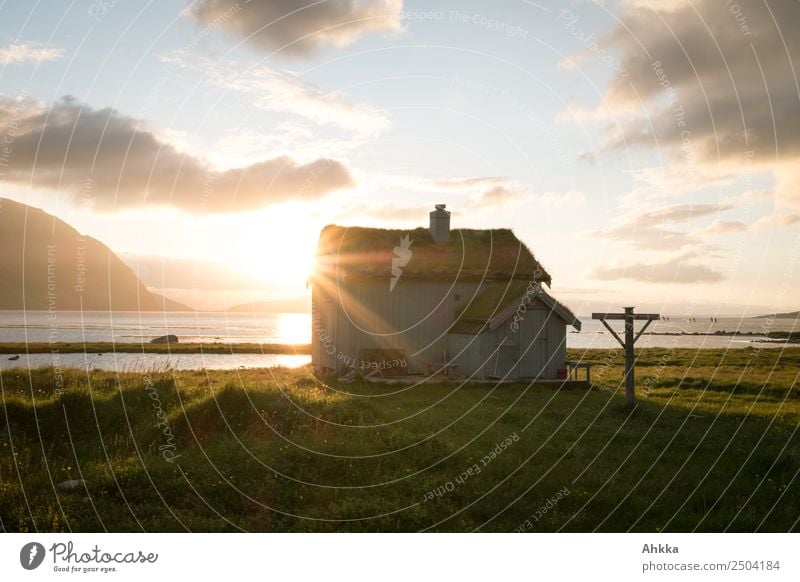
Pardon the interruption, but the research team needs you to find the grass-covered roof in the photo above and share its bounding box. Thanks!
[313,225,552,285]
[456,279,533,322]
[454,279,581,332]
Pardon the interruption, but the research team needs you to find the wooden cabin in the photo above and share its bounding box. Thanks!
[310,205,580,380]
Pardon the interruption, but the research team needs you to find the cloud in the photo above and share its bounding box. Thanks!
[188,0,404,58]
[335,202,429,223]
[160,53,390,136]
[751,212,800,232]
[774,165,800,210]
[570,0,800,209]
[478,185,521,206]
[376,175,527,208]
[587,203,732,250]
[426,176,526,207]
[0,42,63,64]
[426,176,512,192]
[694,219,748,236]
[632,203,733,227]
[539,189,586,208]
[0,96,354,213]
[373,176,584,210]
[628,165,735,199]
[592,252,725,283]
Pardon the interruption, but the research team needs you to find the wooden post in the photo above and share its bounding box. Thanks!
[624,307,635,407]
[592,307,660,407]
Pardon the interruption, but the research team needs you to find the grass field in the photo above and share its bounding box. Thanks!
[1,348,798,532]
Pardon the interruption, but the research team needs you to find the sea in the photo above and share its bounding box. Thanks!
[0,310,797,373]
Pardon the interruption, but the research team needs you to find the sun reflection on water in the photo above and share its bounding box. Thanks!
[276,312,311,345]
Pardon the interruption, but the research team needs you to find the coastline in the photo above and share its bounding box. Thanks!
[0,330,798,358]
[0,342,312,355]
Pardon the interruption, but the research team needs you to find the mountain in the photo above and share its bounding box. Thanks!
[753,311,799,319]
[0,198,189,311]
[227,297,310,313]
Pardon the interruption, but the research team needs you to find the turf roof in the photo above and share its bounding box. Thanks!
[454,279,581,333]
[314,225,552,285]
[456,279,533,322]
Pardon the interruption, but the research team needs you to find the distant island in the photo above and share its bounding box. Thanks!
[753,311,800,319]
[227,298,310,313]
[0,198,188,311]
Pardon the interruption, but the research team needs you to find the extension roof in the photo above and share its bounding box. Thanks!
[452,279,581,333]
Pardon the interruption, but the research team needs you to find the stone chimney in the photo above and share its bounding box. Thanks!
[429,204,451,244]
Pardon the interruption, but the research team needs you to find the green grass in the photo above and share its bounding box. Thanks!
[1,348,798,532]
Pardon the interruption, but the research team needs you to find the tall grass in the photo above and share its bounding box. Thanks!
[0,348,798,532]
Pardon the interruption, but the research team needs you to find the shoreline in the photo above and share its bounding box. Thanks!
[2,332,800,356]
[643,330,799,344]
[1,335,799,358]
[0,342,312,355]
[571,330,800,344]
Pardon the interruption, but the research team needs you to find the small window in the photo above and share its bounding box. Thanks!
[454,293,461,301]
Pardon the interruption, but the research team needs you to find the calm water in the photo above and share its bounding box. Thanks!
[0,352,310,372]
[0,310,310,344]
[0,311,796,372]
[0,310,313,372]
[568,315,799,350]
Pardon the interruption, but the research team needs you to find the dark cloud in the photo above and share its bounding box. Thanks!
[189,0,403,58]
[601,1,800,155]
[585,1,800,208]
[0,96,354,212]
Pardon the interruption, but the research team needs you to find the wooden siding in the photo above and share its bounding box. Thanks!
[313,277,481,374]
[312,279,569,379]
[446,299,568,380]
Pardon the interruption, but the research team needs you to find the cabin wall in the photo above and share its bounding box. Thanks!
[514,299,568,379]
[313,280,571,379]
[545,311,568,378]
[447,333,484,378]
[447,299,569,380]
[311,284,339,372]
[313,278,481,375]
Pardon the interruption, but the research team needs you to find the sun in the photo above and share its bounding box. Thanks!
[229,209,319,290]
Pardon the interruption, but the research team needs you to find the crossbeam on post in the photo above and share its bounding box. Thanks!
[592,307,660,406]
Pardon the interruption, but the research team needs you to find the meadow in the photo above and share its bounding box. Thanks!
[1,348,798,532]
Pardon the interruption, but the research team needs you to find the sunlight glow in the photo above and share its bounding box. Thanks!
[228,206,320,291]
[276,312,312,345]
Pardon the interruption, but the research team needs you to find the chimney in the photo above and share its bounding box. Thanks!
[429,204,451,244]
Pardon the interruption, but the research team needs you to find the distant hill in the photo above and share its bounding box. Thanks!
[0,198,189,311]
[227,297,310,313]
[753,311,799,319]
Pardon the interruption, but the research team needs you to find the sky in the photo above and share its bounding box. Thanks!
[0,0,798,314]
